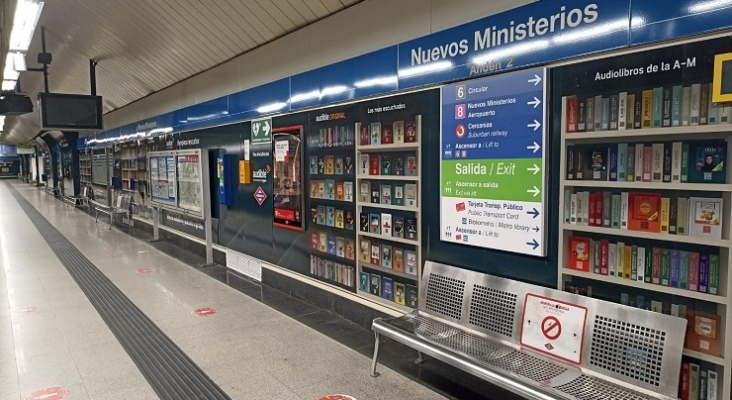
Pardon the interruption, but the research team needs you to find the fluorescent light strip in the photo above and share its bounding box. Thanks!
[256,102,288,113]
[354,76,398,88]
[9,1,44,52]
[689,0,732,13]
[397,61,453,78]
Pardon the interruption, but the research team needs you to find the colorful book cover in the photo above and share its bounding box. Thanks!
[627,192,661,233]
[370,273,381,296]
[586,97,596,131]
[369,154,380,175]
[670,249,680,288]
[316,205,326,225]
[566,96,578,132]
[652,87,663,128]
[406,155,418,176]
[393,248,404,272]
[359,240,370,262]
[651,247,661,284]
[335,182,344,201]
[336,237,345,258]
[326,179,335,200]
[381,184,392,205]
[359,272,370,292]
[709,254,720,295]
[381,154,391,175]
[405,284,418,308]
[381,124,393,144]
[327,235,336,255]
[641,89,653,128]
[405,251,417,275]
[661,249,670,286]
[393,155,404,175]
[575,149,584,180]
[345,239,355,260]
[624,244,632,279]
[687,197,723,240]
[393,217,404,238]
[608,145,618,181]
[617,143,627,181]
[359,124,370,146]
[381,213,392,236]
[588,193,597,226]
[393,185,404,206]
[394,282,406,305]
[393,121,405,144]
[679,251,689,290]
[593,239,600,273]
[671,85,682,126]
[381,244,392,268]
[326,206,335,227]
[335,209,344,229]
[616,242,625,278]
[660,197,670,234]
[689,252,700,291]
[369,214,380,235]
[600,239,609,275]
[583,147,608,181]
[370,243,381,265]
[699,254,709,293]
[405,121,417,143]
[627,93,636,129]
[370,122,382,145]
[688,140,726,184]
[405,217,417,240]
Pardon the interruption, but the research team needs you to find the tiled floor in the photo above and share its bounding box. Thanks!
[0,182,452,400]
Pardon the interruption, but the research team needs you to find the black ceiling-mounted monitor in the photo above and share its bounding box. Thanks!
[38,92,103,131]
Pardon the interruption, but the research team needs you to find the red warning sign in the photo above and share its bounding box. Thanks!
[24,387,69,400]
[253,186,267,205]
[192,307,217,316]
[541,316,561,340]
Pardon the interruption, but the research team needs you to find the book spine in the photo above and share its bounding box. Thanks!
[677,197,688,235]
[617,143,627,181]
[634,91,643,129]
[594,193,603,227]
[578,99,586,131]
[624,245,632,279]
[661,249,670,286]
[593,240,600,274]
[662,86,672,127]
[567,96,578,133]
[709,87,718,124]
[609,94,619,130]
[642,89,653,129]
[709,254,720,295]
[586,97,596,131]
[608,243,617,277]
[662,142,672,183]
[600,239,609,275]
[570,193,577,224]
[708,370,718,400]
[652,247,661,284]
[700,83,710,125]
[681,143,690,182]
[634,144,644,182]
[582,191,590,226]
[617,243,625,278]
[672,85,682,126]
[564,189,571,224]
[575,149,584,179]
[608,145,618,181]
[669,196,678,235]
[680,362,689,400]
[679,251,689,290]
[643,145,653,182]
[631,245,638,281]
[699,254,709,293]
[566,147,575,180]
[636,247,645,282]
[689,363,700,400]
[671,141,682,183]
[690,83,701,125]
[601,97,610,130]
[699,370,707,400]
[627,145,635,181]
[652,87,663,128]
[660,197,670,234]
[682,86,691,126]
[602,191,611,227]
[652,143,664,182]
[620,192,629,230]
[594,95,603,130]
[618,92,627,130]
[588,193,596,226]
[644,246,652,283]
[611,194,621,229]
[689,252,699,291]
[627,93,636,129]
[670,249,680,288]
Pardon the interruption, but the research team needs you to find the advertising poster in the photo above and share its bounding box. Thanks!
[441,67,547,256]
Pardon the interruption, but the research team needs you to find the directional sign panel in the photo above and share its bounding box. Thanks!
[440,67,547,256]
[251,117,272,144]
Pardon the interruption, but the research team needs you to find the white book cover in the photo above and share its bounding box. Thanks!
[670,304,679,317]
[689,363,700,400]
[636,247,645,282]
[688,197,723,240]
[708,370,718,400]
[594,95,603,130]
[634,144,644,181]
[570,193,578,224]
[564,189,572,223]
[405,184,417,207]
[359,154,369,175]
[690,83,701,125]
[618,92,627,130]
[608,243,617,276]
[381,213,392,236]
[682,86,692,126]
[581,192,590,226]
[575,193,582,224]
[671,142,682,183]
[651,143,664,182]
[620,192,629,230]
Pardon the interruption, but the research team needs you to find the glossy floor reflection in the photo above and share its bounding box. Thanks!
[0,182,521,400]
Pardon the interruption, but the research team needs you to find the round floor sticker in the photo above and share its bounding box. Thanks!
[24,387,69,400]
[192,307,217,316]
[319,395,357,400]
[17,306,37,314]
[136,268,154,274]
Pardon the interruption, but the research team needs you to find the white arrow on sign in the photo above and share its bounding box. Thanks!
[528,120,542,131]
[528,74,542,86]
[527,142,541,153]
[527,164,541,175]
[263,121,271,135]
[528,97,541,108]
[527,186,541,197]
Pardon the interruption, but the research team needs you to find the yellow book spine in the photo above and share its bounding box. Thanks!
[617,242,625,278]
[642,89,654,129]
[660,197,670,234]
[624,245,633,279]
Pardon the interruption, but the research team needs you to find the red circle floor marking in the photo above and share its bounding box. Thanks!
[541,316,562,341]
[319,395,357,400]
[136,268,154,274]
[192,307,217,316]
[24,387,69,400]
[17,306,37,314]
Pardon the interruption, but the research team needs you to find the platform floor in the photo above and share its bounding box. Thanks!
[0,181,520,400]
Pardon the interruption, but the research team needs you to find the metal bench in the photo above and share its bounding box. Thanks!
[63,186,91,210]
[370,261,686,400]
[90,193,131,228]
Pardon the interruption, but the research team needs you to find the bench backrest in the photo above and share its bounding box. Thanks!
[419,261,686,399]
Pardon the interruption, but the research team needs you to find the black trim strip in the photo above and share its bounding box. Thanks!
[6,183,230,400]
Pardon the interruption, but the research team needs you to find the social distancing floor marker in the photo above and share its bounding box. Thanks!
[192,307,217,316]
[24,387,69,400]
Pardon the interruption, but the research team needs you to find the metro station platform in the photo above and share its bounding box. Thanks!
[0,181,517,400]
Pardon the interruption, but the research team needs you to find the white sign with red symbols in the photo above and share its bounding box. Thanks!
[520,293,587,365]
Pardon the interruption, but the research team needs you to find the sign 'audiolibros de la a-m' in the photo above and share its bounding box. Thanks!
[441,67,547,257]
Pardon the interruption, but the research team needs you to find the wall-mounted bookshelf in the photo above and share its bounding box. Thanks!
[558,94,732,400]
[355,116,422,312]
[79,149,92,187]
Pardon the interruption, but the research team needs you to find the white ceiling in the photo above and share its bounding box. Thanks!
[2,0,364,144]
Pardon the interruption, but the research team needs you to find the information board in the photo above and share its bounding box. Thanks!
[440,67,547,256]
[520,294,587,365]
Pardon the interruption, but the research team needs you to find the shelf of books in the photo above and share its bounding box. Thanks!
[79,149,92,187]
[355,117,421,312]
[307,122,357,292]
[558,89,731,400]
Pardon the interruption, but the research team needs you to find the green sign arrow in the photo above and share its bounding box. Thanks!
[251,117,273,144]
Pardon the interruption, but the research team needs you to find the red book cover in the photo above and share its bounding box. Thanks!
[359,124,370,145]
[680,362,689,400]
[588,193,596,226]
[652,247,662,284]
[405,121,417,143]
[568,236,591,272]
[567,96,578,133]
[642,145,653,182]
[311,233,317,250]
[369,154,380,175]
[594,192,603,227]
[688,252,700,291]
[628,192,661,233]
[600,239,609,275]
[382,124,393,144]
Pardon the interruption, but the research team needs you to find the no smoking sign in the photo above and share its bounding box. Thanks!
[520,294,587,365]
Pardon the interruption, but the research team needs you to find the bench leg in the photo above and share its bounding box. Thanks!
[415,351,426,364]
[95,210,99,223]
[370,332,380,377]
[109,215,114,229]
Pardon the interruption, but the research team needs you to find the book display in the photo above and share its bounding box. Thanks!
[307,122,356,291]
[356,116,422,311]
[148,149,208,219]
[557,37,732,400]
[115,144,140,202]
[79,149,91,187]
